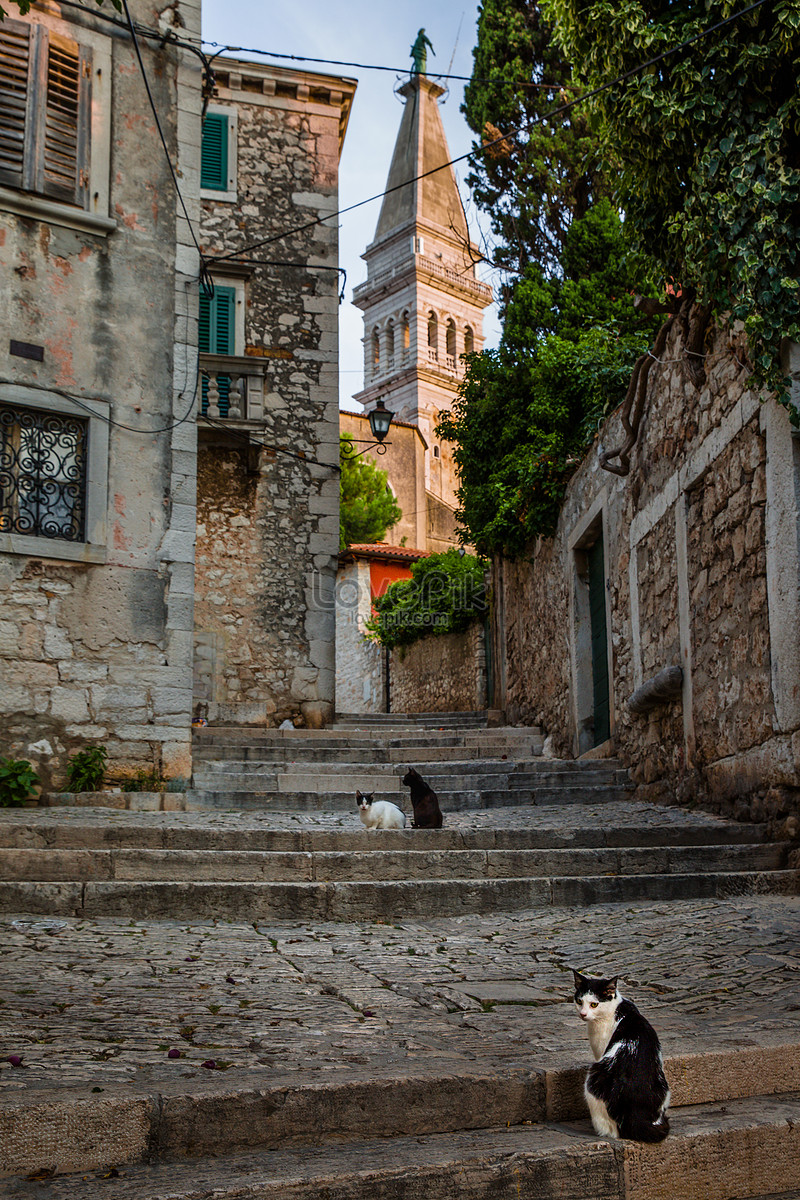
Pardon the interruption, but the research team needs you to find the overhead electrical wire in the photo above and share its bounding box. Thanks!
[202,40,562,88]
[210,0,772,265]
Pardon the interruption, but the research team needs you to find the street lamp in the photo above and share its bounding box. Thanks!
[367,398,394,446]
[342,398,395,458]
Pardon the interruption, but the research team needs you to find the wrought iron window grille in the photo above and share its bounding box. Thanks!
[0,403,87,541]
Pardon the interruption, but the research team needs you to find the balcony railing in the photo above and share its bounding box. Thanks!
[198,355,266,421]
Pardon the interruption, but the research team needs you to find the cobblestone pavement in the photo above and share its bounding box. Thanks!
[1,892,798,1099]
[0,800,753,836]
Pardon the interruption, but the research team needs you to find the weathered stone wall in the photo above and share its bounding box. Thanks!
[195,62,355,726]
[490,316,800,831]
[389,622,486,713]
[334,558,385,714]
[0,1,201,789]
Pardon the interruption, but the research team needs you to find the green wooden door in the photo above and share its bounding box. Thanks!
[199,286,235,416]
[587,538,610,746]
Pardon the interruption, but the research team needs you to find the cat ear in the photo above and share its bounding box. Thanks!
[602,977,619,998]
[356,790,363,799]
[572,969,586,988]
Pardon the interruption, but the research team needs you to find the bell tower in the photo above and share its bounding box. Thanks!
[351,70,492,549]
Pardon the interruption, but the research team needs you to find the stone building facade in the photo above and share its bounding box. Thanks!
[194,58,356,727]
[489,317,800,830]
[0,0,202,788]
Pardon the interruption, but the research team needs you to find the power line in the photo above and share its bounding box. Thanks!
[202,40,562,88]
[0,375,200,436]
[210,0,772,266]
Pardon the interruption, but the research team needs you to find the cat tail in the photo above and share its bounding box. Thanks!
[619,1109,670,1143]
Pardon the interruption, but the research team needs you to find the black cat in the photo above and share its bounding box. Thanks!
[573,970,670,1143]
[401,767,443,829]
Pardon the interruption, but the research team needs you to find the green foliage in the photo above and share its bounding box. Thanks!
[66,746,108,792]
[436,204,656,556]
[365,550,486,650]
[438,326,646,556]
[121,770,164,792]
[339,434,403,551]
[0,758,39,807]
[541,0,800,395]
[463,0,600,278]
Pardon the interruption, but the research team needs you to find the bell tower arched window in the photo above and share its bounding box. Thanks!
[427,311,438,363]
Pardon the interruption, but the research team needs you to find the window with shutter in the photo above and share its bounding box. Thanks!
[0,18,91,209]
[201,112,228,190]
[199,286,237,417]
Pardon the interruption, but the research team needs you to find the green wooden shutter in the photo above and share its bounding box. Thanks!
[0,18,32,190]
[199,286,236,416]
[201,112,228,190]
[588,538,610,746]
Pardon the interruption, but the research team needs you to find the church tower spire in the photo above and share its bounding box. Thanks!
[352,68,492,550]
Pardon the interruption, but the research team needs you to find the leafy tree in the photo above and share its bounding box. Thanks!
[366,550,486,650]
[463,0,600,280]
[437,202,656,555]
[339,434,402,552]
[541,0,800,393]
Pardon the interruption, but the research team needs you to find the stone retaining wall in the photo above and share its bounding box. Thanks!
[490,320,800,833]
[389,623,486,714]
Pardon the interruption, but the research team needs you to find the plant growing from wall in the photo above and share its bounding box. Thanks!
[0,758,39,807]
[365,549,486,650]
[339,434,403,551]
[65,746,108,793]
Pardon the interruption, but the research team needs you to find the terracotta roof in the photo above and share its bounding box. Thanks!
[341,543,428,563]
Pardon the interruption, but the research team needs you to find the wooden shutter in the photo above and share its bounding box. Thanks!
[0,20,90,207]
[199,287,236,416]
[201,112,228,190]
[0,18,31,189]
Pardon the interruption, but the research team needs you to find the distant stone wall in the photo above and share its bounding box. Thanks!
[334,558,384,714]
[389,623,486,714]
[490,319,800,833]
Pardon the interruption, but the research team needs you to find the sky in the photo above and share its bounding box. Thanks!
[200,0,500,412]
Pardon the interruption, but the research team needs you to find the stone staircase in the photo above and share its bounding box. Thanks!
[1,712,798,1196]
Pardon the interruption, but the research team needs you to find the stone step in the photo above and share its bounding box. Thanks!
[179,784,633,811]
[192,742,546,763]
[2,868,796,921]
[334,710,489,724]
[192,759,617,779]
[0,843,785,884]
[0,813,769,852]
[189,774,629,800]
[2,1085,799,1196]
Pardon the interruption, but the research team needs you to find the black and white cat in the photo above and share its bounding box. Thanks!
[573,970,670,1143]
[356,790,407,830]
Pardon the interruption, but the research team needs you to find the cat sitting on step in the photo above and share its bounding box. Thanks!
[401,768,443,829]
[573,970,670,1143]
[356,791,407,830]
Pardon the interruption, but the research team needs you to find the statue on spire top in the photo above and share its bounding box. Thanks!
[410,28,434,75]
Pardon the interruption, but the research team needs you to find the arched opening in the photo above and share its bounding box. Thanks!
[401,310,410,355]
[386,320,395,368]
[427,311,438,362]
[371,327,380,373]
[464,325,474,356]
[433,444,440,459]
[446,319,456,367]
